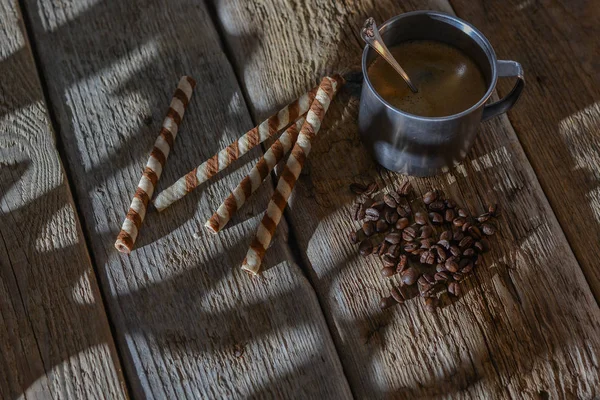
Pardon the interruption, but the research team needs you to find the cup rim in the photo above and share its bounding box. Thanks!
[361,10,499,121]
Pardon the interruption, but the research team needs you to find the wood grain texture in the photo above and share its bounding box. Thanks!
[214,0,600,398]
[22,0,351,397]
[448,0,600,301]
[0,1,126,399]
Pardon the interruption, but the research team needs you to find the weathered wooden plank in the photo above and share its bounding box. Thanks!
[22,0,351,397]
[0,1,126,399]
[214,0,600,397]
[448,0,600,300]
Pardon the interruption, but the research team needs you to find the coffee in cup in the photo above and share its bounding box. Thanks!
[367,40,487,117]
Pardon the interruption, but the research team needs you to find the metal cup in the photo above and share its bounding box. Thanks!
[358,11,525,176]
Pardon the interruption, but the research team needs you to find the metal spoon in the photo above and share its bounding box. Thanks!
[361,17,418,93]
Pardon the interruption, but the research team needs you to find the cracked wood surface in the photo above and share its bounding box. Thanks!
[214,0,600,397]
[19,0,351,398]
[0,1,126,398]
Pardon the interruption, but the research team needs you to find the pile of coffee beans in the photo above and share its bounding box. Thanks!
[348,180,498,312]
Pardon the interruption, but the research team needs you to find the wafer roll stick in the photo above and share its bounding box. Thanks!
[205,116,305,234]
[153,86,319,211]
[242,75,344,274]
[115,76,196,253]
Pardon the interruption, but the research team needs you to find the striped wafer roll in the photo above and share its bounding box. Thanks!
[241,75,344,274]
[153,86,319,211]
[205,116,305,234]
[115,76,196,253]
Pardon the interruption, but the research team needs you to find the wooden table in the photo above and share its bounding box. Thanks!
[1,0,599,398]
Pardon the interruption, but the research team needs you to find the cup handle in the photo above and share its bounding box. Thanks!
[481,60,525,122]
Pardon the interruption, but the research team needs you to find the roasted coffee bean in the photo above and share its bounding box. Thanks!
[396,255,408,273]
[357,205,367,220]
[389,190,402,203]
[385,232,402,244]
[362,221,375,236]
[413,248,425,257]
[488,203,498,216]
[436,263,446,272]
[382,254,397,267]
[452,230,464,242]
[365,208,380,220]
[445,258,459,272]
[372,201,386,211]
[430,212,444,225]
[445,208,456,222]
[391,287,405,304]
[445,199,456,209]
[397,180,412,196]
[457,208,469,218]
[365,182,379,195]
[372,243,382,255]
[385,208,400,224]
[459,236,474,249]
[350,182,368,194]
[359,239,373,256]
[461,261,474,274]
[349,230,360,244]
[423,191,438,205]
[476,213,491,223]
[447,282,461,296]
[459,258,470,269]
[437,239,451,250]
[376,220,389,233]
[396,204,412,217]
[387,244,401,258]
[429,200,445,212]
[434,271,450,282]
[463,248,476,257]
[419,282,435,298]
[453,217,466,227]
[415,212,428,225]
[379,241,390,257]
[420,238,435,249]
[383,193,398,208]
[435,247,447,262]
[418,225,433,239]
[364,213,378,222]
[453,272,464,282]
[440,230,452,241]
[424,296,439,313]
[349,230,358,244]
[468,225,482,239]
[381,266,395,277]
[461,221,472,233]
[401,267,419,285]
[481,223,496,236]
[404,243,419,253]
[379,296,397,309]
[423,273,436,285]
[403,226,417,241]
[448,245,459,257]
[395,217,410,230]
[420,250,436,265]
